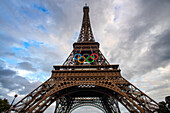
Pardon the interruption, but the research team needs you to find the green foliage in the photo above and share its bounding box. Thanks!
[0,98,10,113]
[165,96,170,109]
[156,96,170,113]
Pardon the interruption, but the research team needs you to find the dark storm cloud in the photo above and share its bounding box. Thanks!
[17,62,37,72]
[107,0,170,79]
[0,60,16,77]
[0,75,41,95]
[0,75,41,103]
[0,60,41,100]
[0,76,28,91]
[131,29,170,76]
[150,30,170,62]
[0,33,18,57]
[128,0,170,41]
[0,66,16,77]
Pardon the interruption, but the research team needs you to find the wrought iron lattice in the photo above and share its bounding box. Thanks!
[7,4,159,113]
[77,5,95,42]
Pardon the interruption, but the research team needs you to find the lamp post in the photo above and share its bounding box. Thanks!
[10,94,18,107]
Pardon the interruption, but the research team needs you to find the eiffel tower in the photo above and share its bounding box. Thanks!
[8,5,159,113]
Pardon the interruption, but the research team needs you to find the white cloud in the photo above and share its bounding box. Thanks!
[0,0,170,112]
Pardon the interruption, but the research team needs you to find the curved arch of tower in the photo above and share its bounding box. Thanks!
[7,5,159,113]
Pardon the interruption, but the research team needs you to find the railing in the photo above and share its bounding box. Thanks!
[53,64,120,71]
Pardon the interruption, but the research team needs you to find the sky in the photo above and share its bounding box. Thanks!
[0,0,170,112]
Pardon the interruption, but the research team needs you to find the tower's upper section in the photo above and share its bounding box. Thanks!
[77,5,95,43]
[62,5,110,66]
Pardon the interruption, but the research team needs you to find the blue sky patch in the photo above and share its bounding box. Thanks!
[24,42,31,48]
[37,25,47,31]
[23,9,29,15]
[72,32,79,41]
[0,58,17,65]
[26,72,49,82]
[23,40,44,48]
[115,5,121,10]
[33,4,48,13]
[13,47,24,51]
[113,5,121,22]
[31,40,44,48]
[12,47,29,57]
[114,17,118,22]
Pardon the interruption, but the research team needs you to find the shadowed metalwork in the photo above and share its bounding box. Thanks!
[7,5,159,113]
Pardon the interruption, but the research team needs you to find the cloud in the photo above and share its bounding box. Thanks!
[0,59,41,102]
[132,63,170,102]
[0,66,16,77]
[103,0,170,79]
[0,0,170,112]
[16,62,37,72]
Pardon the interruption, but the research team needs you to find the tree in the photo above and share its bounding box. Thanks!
[0,98,10,113]
[156,96,170,113]
[165,96,170,110]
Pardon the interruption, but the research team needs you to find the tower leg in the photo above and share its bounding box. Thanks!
[65,96,72,113]
[108,96,121,113]
[54,96,72,113]
[101,96,113,113]
[101,96,121,113]
[54,101,58,113]
[53,97,68,113]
